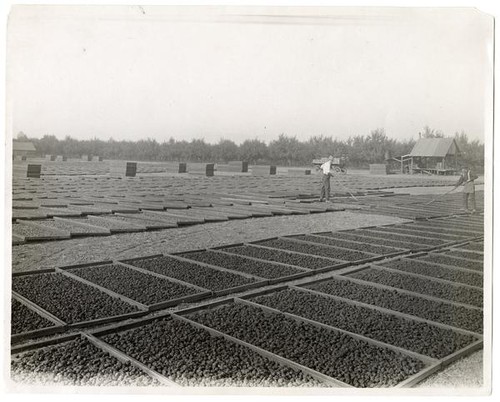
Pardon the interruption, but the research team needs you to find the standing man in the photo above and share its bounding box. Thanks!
[454,166,478,213]
[319,155,335,202]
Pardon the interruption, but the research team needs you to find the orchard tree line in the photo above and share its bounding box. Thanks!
[17,126,484,168]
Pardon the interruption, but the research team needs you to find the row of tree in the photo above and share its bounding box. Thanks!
[16,127,484,169]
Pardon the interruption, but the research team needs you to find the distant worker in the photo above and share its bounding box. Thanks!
[319,155,335,202]
[453,166,478,213]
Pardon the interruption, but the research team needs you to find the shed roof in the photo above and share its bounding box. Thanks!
[409,138,460,157]
[13,141,36,152]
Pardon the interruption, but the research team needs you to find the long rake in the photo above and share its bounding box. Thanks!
[424,187,457,205]
[329,174,360,202]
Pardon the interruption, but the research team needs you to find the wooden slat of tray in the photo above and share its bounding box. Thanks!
[207,247,312,273]
[208,206,251,219]
[11,324,66,344]
[56,268,148,311]
[375,227,469,241]
[171,247,210,256]
[52,216,112,234]
[330,231,431,251]
[272,206,311,215]
[118,253,165,263]
[278,205,312,215]
[12,234,26,244]
[171,313,349,388]
[410,223,484,236]
[82,333,179,387]
[67,205,114,215]
[276,236,380,257]
[116,261,212,294]
[188,207,234,219]
[413,222,484,235]
[89,311,171,337]
[169,297,237,317]
[397,339,484,387]
[297,261,352,275]
[211,242,245,250]
[315,231,422,252]
[356,228,448,246]
[338,271,483,311]
[449,246,484,255]
[11,333,82,355]
[178,209,229,222]
[85,215,147,232]
[235,298,437,366]
[160,201,189,209]
[245,243,346,265]
[12,292,67,326]
[283,204,327,214]
[221,205,273,217]
[145,291,213,312]
[220,197,268,205]
[322,273,484,311]
[143,210,204,225]
[249,204,294,215]
[291,285,482,339]
[184,254,271,281]
[213,279,270,297]
[12,268,56,277]
[429,251,485,264]
[237,285,290,301]
[37,208,84,218]
[289,233,409,254]
[266,270,314,284]
[439,338,484,367]
[395,361,443,388]
[398,256,484,276]
[15,220,71,241]
[120,201,166,211]
[106,205,141,214]
[166,253,265,282]
[67,310,147,329]
[58,260,114,270]
[370,264,484,291]
[113,213,178,229]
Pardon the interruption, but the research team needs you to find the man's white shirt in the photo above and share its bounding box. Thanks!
[321,161,332,175]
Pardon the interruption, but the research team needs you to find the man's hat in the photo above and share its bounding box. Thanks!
[328,155,334,160]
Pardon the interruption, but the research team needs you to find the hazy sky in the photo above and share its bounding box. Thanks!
[8,6,493,144]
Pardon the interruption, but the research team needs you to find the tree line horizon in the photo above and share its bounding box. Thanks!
[16,126,484,169]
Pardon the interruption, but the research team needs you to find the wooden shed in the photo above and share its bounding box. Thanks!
[406,138,461,175]
[13,141,37,159]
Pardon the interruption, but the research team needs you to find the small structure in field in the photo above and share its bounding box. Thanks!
[109,162,137,177]
[13,141,36,159]
[251,165,277,175]
[26,164,42,178]
[188,163,215,177]
[287,168,311,176]
[369,164,389,175]
[218,161,249,173]
[401,138,461,175]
